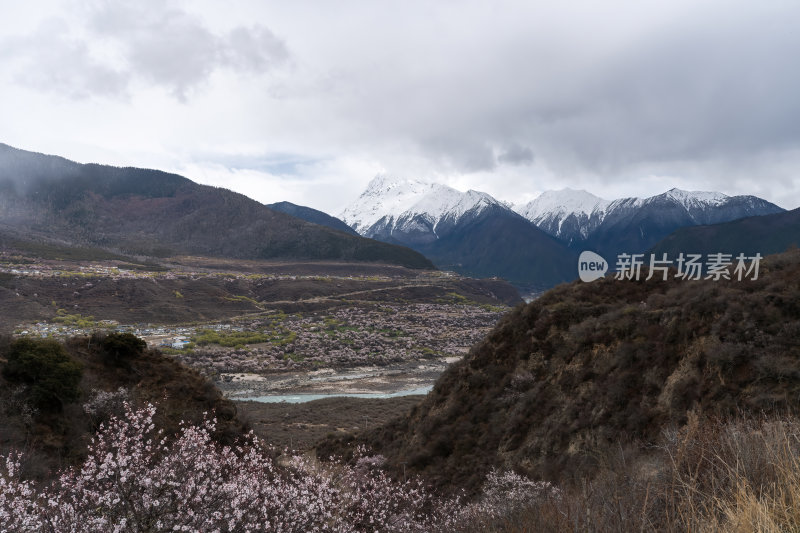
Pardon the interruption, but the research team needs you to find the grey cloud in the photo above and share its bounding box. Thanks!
[311,2,800,184]
[421,136,497,173]
[5,1,800,210]
[223,26,289,73]
[497,144,534,166]
[0,18,129,99]
[4,1,289,100]
[93,4,221,99]
[514,5,800,177]
[89,1,289,99]
[199,152,324,176]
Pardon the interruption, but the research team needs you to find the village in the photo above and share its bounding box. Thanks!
[14,299,506,376]
[0,252,408,283]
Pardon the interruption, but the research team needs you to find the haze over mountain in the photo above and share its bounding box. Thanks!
[0,144,433,269]
[340,175,576,293]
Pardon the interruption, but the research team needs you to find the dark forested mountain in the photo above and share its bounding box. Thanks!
[266,201,359,236]
[324,249,800,493]
[650,207,800,257]
[413,204,577,293]
[0,144,433,268]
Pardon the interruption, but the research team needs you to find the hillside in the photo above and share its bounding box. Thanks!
[0,251,519,330]
[0,333,247,480]
[266,201,359,236]
[413,203,577,293]
[650,206,800,257]
[0,143,433,269]
[323,249,800,493]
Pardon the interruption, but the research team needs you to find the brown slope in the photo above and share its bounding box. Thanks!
[321,249,800,493]
[0,143,434,269]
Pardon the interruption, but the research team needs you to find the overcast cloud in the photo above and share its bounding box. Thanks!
[1,0,799,212]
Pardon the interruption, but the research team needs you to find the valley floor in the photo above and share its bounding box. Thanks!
[236,395,423,451]
[0,250,515,444]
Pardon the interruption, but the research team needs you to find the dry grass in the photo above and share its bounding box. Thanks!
[471,413,800,532]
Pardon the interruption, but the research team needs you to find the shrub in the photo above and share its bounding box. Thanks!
[98,332,147,366]
[2,337,83,411]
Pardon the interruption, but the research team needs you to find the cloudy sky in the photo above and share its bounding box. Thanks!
[2,0,800,213]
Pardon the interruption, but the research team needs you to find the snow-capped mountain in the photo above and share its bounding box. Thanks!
[660,187,728,207]
[514,189,610,242]
[340,174,577,293]
[606,188,730,225]
[514,187,784,253]
[340,176,784,293]
[585,188,784,259]
[645,188,773,226]
[339,175,434,234]
[340,174,508,245]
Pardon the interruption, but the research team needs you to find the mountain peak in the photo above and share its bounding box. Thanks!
[340,175,505,235]
[339,174,576,293]
[362,174,432,196]
[513,189,610,240]
[517,188,610,217]
[661,187,729,207]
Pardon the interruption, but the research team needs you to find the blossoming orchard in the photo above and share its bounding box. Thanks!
[174,303,504,377]
[0,402,554,532]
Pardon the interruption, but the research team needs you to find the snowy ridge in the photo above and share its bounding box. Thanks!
[513,189,609,240]
[513,187,747,240]
[340,174,505,238]
[660,187,728,208]
[412,188,498,233]
[339,174,437,234]
[514,189,610,221]
[515,187,730,226]
[341,177,780,246]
